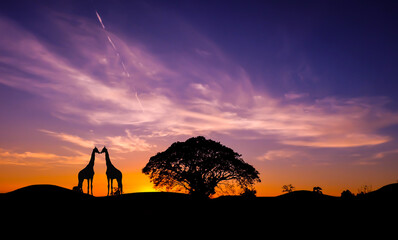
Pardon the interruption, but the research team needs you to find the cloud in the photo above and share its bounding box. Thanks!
[40,129,154,153]
[107,129,155,153]
[282,134,391,148]
[0,148,88,166]
[284,92,308,100]
[39,130,95,148]
[1,12,398,149]
[256,150,301,161]
[195,48,212,57]
[352,148,398,165]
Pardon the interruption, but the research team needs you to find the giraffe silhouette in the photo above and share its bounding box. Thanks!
[74,147,100,195]
[101,146,123,195]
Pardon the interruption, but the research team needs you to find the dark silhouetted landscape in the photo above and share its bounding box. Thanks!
[2,183,397,202]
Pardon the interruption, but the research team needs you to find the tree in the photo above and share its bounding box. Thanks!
[313,186,323,194]
[341,189,354,199]
[142,136,261,198]
[282,184,295,193]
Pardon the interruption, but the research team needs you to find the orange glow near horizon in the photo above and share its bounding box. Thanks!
[0,166,157,196]
[0,157,395,197]
[0,142,397,197]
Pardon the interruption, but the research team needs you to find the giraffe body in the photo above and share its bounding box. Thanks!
[101,146,123,195]
[75,147,99,195]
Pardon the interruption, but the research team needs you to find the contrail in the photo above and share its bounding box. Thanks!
[107,36,117,51]
[95,11,106,29]
[95,11,144,112]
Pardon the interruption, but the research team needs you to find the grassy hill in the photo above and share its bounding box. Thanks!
[275,190,338,201]
[0,184,94,201]
[1,183,397,222]
[97,191,192,201]
[1,183,397,202]
[364,183,398,200]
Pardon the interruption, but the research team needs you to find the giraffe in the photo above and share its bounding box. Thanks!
[74,147,100,195]
[101,146,123,196]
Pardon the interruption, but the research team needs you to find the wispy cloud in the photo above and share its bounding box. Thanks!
[0,148,88,166]
[39,130,95,148]
[0,12,397,150]
[256,149,302,161]
[40,129,154,153]
[282,134,390,148]
[284,92,309,100]
[107,129,154,153]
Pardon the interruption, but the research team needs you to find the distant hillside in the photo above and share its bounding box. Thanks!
[365,183,398,200]
[1,183,397,202]
[2,183,397,223]
[275,190,338,201]
[0,184,94,201]
[98,191,191,201]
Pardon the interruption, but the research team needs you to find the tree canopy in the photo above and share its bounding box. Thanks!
[142,136,260,198]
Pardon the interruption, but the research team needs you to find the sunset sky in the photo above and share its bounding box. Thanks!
[1,0,398,196]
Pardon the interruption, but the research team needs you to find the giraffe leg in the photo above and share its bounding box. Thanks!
[120,176,123,194]
[90,178,93,195]
[111,179,113,195]
[118,178,123,194]
[107,178,110,196]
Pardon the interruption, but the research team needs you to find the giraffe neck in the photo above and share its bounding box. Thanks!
[105,152,113,167]
[88,151,95,167]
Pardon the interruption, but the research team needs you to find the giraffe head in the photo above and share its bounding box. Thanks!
[93,146,100,154]
[100,146,108,154]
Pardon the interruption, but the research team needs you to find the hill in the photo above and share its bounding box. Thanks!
[1,183,397,221]
[2,183,397,202]
[0,184,94,201]
[365,183,398,200]
[97,191,192,201]
[275,190,337,201]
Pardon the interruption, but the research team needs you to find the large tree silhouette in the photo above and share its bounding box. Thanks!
[142,136,260,198]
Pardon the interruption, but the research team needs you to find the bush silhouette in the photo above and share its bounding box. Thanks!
[142,136,260,198]
[341,189,355,199]
[282,184,295,193]
[240,188,257,198]
[313,186,323,194]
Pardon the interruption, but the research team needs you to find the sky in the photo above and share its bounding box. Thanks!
[0,0,398,196]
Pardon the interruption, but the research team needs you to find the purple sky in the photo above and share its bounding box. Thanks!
[1,0,398,195]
